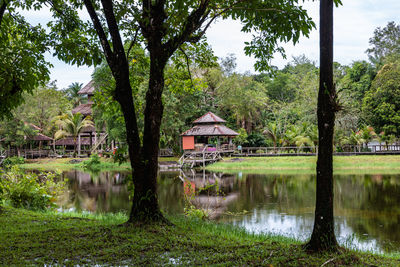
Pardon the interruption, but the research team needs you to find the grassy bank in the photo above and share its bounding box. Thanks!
[18,157,130,171]
[18,157,179,171]
[207,155,400,175]
[0,206,398,266]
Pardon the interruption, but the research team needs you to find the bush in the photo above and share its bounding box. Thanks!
[113,147,128,165]
[82,154,102,172]
[2,156,25,168]
[244,133,267,147]
[0,166,66,210]
[184,205,209,220]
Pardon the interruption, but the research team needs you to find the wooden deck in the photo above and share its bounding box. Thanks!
[179,146,232,169]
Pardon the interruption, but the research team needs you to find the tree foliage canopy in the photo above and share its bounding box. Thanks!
[0,3,51,119]
[362,62,400,135]
[366,21,400,65]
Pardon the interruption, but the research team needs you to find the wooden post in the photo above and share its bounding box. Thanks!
[78,134,81,157]
[89,132,93,155]
[94,132,97,152]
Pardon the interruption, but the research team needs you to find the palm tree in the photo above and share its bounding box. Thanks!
[54,112,94,157]
[64,82,86,108]
[263,122,280,150]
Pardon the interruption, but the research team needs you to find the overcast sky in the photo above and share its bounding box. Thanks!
[32,0,400,89]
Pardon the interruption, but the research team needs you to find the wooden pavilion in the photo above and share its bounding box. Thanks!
[66,80,107,156]
[0,123,53,158]
[181,112,238,151]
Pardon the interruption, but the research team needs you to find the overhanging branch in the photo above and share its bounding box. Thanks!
[179,47,194,88]
[127,28,139,61]
[0,0,9,26]
[83,0,115,64]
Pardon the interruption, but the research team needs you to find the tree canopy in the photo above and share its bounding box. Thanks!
[363,62,400,135]
[0,2,51,119]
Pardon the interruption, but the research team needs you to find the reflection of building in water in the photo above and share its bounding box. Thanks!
[59,170,130,212]
[179,170,239,219]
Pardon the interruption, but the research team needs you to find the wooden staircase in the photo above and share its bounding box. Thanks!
[91,133,108,153]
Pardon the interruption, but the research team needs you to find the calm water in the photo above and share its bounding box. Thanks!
[58,169,400,253]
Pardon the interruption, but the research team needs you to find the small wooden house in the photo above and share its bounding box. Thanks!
[181,112,238,151]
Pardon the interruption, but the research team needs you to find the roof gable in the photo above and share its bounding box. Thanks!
[181,124,238,136]
[78,80,95,95]
[193,112,226,124]
[72,103,93,116]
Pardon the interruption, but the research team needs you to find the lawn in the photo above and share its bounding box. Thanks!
[207,155,400,175]
[1,206,399,266]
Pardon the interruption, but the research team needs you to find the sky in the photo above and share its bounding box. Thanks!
[25,0,400,89]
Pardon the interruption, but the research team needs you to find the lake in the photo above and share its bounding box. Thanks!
[58,169,400,253]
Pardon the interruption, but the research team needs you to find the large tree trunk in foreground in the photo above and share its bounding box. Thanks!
[128,54,167,223]
[305,0,338,251]
[83,0,168,223]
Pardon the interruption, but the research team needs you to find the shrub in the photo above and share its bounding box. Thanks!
[82,154,102,171]
[113,147,128,165]
[0,166,66,210]
[2,156,25,168]
[184,205,209,220]
[244,133,267,147]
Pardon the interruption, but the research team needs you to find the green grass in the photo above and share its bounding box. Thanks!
[19,157,180,171]
[207,155,400,175]
[0,206,399,266]
[19,157,131,171]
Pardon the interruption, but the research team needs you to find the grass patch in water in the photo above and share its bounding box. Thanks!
[207,155,400,175]
[1,206,399,266]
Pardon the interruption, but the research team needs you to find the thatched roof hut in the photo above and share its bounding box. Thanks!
[181,112,238,150]
[78,80,95,96]
[72,80,95,116]
[71,103,93,116]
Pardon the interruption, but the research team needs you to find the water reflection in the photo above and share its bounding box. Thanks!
[60,170,131,212]
[57,169,400,253]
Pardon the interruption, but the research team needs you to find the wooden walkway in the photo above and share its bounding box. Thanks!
[179,146,228,169]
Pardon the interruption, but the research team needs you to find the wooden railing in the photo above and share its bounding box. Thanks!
[179,145,222,168]
[234,144,400,156]
[159,148,174,157]
[236,146,316,155]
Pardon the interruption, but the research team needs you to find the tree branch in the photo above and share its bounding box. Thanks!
[179,47,194,88]
[164,0,210,55]
[193,0,251,42]
[0,0,8,27]
[82,0,115,64]
[127,28,139,61]
[100,0,126,58]
[45,0,66,18]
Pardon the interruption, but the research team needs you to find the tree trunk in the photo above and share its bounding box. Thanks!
[128,54,167,223]
[305,0,338,251]
[73,137,77,158]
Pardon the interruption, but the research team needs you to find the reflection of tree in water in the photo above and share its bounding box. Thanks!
[335,174,400,251]
[56,168,400,252]
[176,170,239,219]
[59,170,130,213]
[229,174,316,215]
[157,172,185,214]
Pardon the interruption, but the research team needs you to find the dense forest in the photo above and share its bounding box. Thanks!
[2,21,400,154]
